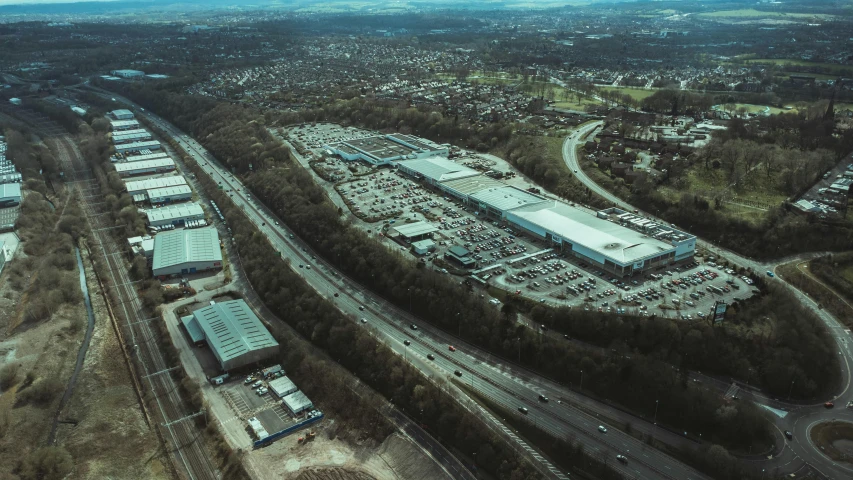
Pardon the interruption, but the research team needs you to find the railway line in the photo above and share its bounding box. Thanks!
[21,114,220,480]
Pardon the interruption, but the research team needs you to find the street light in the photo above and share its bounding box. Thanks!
[652,399,659,442]
[580,370,584,391]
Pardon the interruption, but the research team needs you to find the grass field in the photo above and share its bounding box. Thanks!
[597,86,657,102]
[699,9,836,19]
[809,421,853,464]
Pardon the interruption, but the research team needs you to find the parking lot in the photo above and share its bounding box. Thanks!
[217,368,302,439]
[0,205,20,230]
[797,156,852,218]
[492,255,757,319]
[285,123,756,315]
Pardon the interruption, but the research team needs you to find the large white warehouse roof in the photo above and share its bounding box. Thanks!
[507,201,674,266]
[125,175,187,194]
[396,156,479,183]
[152,227,221,273]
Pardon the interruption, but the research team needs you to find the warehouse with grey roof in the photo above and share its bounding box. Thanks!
[180,299,279,371]
[152,227,222,277]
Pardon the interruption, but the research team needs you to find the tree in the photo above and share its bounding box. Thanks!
[18,447,73,480]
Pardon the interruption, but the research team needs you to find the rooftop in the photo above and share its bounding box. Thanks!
[114,158,174,173]
[125,175,187,193]
[282,390,313,412]
[0,183,21,199]
[187,299,279,368]
[508,202,675,265]
[111,109,134,117]
[392,221,438,238]
[343,135,416,161]
[469,186,547,212]
[440,175,505,197]
[145,202,204,223]
[147,184,193,199]
[152,227,221,271]
[396,156,479,183]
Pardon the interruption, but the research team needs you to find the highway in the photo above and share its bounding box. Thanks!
[86,87,716,480]
[562,122,853,479]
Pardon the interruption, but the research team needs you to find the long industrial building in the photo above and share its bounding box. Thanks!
[146,202,204,227]
[152,227,222,277]
[114,140,161,154]
[110,109,134,120]
[114,158,175,177]
[125,152,170,163]
[125,175,187,196]
[110,119,140,131]
[180,299,279,371]
[147,185,192,204]
[112,130,152,144]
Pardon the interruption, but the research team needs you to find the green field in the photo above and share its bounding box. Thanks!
[699,9,836,19]
[597,86,657,102]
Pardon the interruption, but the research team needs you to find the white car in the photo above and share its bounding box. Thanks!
[257,387,268,395]
[598,425,607,433]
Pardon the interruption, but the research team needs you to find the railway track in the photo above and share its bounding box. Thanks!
[31,121,219,480]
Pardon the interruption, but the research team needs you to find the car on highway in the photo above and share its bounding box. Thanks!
[410,324,418,331]
[359,305,365,311]
[784,431,793,440]
[448,345,456,352]
[847,401,853,409]
[616,455,627,464]
[403,340,411,346]
[454,370,462,377]
[427,354,435,360]
[598,425,607,433]
[299,264,303,268]
[825,401,834,408]
[333,293,339,297]
[518,407,529,415]
[360,318,367,324]
[275,221,279,225]
[538,394,549,403]
[573,169,578,173]
[766,270,774,277]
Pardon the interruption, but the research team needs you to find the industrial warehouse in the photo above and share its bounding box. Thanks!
[110,119,140,131]
[147,184,193,204]
[114,140,162,154]
[114,157,175,177]
[125,175,187,197]
[145,202,205,228]
[152,227,221,277]
[181,299,279,371]
[124,152,170,163]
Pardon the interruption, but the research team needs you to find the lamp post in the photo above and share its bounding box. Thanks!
[652,399,659,442]
[457,312,461,337]
[787,379,795,400]
[517,337,521,363]
[408,287,413,312]
[580,370,584,391]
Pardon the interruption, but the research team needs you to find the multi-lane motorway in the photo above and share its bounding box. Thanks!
[84,87,719,480]
[563,122,853,479]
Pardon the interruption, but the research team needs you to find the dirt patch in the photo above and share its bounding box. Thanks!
[810,421,853,465]
[247,428,449,480]
[294,469,377,480]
